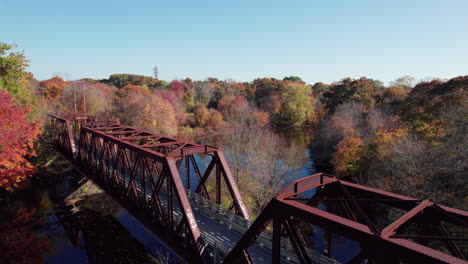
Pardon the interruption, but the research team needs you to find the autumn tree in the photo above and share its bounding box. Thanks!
[115,91,178,136]
[0,90,41,191]
[169,80,183,97]
[39,76,68,99]
[154,89,188,125]
[311,82,329,96]
[121,84,151,95]
[195,104,225,131]
[322,77,381,113]
[252,78,288,106]
[221,102,303,215]
[400,76,467,140]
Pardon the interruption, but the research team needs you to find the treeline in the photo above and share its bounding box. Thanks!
[36,74,316,136]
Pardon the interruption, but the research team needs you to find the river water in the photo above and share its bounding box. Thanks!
[0,127,359,264]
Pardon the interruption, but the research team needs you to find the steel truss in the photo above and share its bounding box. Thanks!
[224,173,468,264]
[51,115,249,263]
[50,115,96,155]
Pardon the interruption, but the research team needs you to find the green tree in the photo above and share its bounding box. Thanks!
[283,76,305,84]
[279,83,314,125]
[0,43,32,107]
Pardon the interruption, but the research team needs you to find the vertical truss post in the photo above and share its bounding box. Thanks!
[272,217,282,264]
[216,161,221,204]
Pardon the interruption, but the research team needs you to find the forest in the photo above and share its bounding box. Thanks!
[1,42,467,220]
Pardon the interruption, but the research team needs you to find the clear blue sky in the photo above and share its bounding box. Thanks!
[1,0,467,84]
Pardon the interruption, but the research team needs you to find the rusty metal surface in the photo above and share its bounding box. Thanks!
[225,173,468,264]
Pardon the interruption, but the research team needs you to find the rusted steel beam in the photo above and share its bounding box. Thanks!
[121,135,163,141]
[381,200,433,238]
[81,126,167,161]
[279,199,465,264]
[142,141,185,148]
[223,203,275,264]
[166,158,208,259]
[215,151,250,220]
[390,235,468,241]
[272,217,281,264]
[278,173,338,199]
[226,172,467,264]
[167,145,219,157]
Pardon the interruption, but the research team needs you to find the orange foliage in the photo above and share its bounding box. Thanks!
[195,104,226,130]
[39,76,68,99]
[331,136,364,177]
[252,111,270,127]
[122,84,150,95]
[0,90,41,191]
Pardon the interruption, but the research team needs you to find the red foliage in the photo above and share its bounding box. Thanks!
[154,89,188,125]
[0,90,41,191]
[217,95,248,113]
[169,80,184,96]
[0,208,50,264]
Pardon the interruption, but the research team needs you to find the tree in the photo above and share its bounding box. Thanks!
[193,81,215,105]
[115,91,178,136]
[39,76,68,99]
[169,80,183,97]
[279,83,314,125]
[195,104,226,131]
[390,75,415,90]
[322,77,381,113]
[331,136,364,177]
[108,74,158,89]
[311,82,329,96]
[283,76,305,84]
[399,76,467,140]
[252,78,288,106]
[0,43,33,107]
[0,90,41,191]
[221,103,303,215]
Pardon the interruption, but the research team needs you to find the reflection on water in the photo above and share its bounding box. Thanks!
[0,155,183,264]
